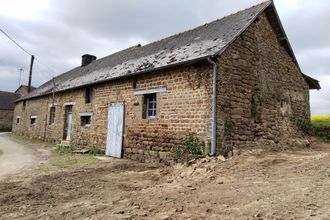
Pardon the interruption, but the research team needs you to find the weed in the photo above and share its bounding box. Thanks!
[318,135,330,143]
[250,95,258,119]
[88,146,104,156]
[172,146,185,158]
[56,145,77,155]
[224,119,232,134]
[172,135,204,160]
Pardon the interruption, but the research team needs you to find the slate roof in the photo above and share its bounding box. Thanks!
[0,91,20,110]
[21,1,272,101]
[19,0,319,101]
[14,85,36,94]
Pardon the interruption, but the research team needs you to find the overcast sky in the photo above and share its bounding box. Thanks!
[0,0,329,115]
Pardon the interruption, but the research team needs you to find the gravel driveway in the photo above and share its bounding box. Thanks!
[0,133,41,178]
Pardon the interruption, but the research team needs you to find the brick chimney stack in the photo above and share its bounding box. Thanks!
[81,54,97,67]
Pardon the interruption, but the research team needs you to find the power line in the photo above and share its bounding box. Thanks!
[0,28,33,56]
[0,27,58,75]
[35,58,58,75]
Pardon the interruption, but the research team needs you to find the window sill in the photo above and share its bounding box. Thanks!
[82,124,91,128]
[142,117,158,122]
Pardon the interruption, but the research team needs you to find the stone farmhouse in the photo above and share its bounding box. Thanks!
[13,1,320,161]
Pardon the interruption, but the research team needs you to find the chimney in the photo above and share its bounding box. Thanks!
[81,54,97,67]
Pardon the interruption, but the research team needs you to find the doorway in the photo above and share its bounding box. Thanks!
[106,103,124,158]
[63,105,73,142]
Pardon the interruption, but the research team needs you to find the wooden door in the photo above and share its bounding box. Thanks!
[106,103,124,158]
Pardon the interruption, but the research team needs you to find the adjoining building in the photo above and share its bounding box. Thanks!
[0,86,35,131]
[0,91,19,130]
[13,1,320,161]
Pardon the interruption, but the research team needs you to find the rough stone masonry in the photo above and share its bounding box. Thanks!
[12,2,319,162]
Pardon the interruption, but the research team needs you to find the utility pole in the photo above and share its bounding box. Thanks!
[52,76,56,106]
[28,55,34,92]
[18,68,24,87]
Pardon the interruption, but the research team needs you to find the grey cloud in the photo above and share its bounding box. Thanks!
[0,0,329,115]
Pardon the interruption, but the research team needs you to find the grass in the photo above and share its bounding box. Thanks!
[311,115,330,127]
[42,145,100,170]
[42,153,97,170]
[4,133,99,171]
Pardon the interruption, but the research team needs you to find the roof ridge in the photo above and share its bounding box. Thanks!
[49,1,271,79]
[135,1,272,51]
[83,1,272,65]
[0,90,15,94]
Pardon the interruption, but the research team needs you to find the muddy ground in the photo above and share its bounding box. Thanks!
[0,135,330,219]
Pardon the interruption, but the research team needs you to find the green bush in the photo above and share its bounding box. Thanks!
[319,135,330,143]
[172,135,204,160]
[0,128,11,133]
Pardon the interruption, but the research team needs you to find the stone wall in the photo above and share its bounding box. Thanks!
[216,13,310,154]
[0,109,14,130]
[13,64,212,162]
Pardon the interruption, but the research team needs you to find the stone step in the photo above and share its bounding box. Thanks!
[58,140,70,146]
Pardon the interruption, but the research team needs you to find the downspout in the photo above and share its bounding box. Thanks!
[44,98,49,141]
[207,56,217,156]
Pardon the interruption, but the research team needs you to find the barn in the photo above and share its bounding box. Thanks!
[13,1,320,162]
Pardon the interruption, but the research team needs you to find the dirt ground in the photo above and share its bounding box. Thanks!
[0,134,330,219]
[0,133,50,177]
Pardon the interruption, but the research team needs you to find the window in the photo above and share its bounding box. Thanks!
[145,93,157,119]
[85,87,93,103]
[22,101,26,110]
[81,116,91,126]
[30,116,37,125]
[49,106,56,125]
[16,117,20,124]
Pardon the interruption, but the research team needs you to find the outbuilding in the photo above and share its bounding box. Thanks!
[13,1,320,161]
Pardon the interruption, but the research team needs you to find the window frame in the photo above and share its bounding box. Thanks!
[30,116,37,126]
[85,87,93,104]
[49,106,56,125]
[22,101,27,110]
[145,93,157,119]
[80,115,91,127]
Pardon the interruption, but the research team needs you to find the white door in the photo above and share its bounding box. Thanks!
[66,113,72,141]
[106,103,124,158]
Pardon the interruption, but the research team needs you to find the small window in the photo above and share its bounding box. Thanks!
[145,93,157,119]
[81,116,91,126]
[30,116,37,125]
[85,87,93,104]
[22,101,26,110]
[16,117,20,124]
[49,106,56,125]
